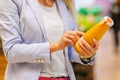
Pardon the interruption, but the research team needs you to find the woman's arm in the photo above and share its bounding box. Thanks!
[0,0,51,64]
[50,31,83,53]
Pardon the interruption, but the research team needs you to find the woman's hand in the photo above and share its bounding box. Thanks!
[50,31,84,53]
[57,31,84,50]
[77,37,99,58]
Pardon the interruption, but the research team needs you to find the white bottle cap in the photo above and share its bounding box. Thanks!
[103,16,114,27]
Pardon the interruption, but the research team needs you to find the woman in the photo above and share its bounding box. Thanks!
[110,0,120,52]
[0,0,99,80]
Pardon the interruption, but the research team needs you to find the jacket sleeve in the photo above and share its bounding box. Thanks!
[0,0,51,64]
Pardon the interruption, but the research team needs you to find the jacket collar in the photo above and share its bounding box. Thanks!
[27,0,69,41]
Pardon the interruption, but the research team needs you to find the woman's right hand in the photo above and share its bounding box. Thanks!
[50,31,84,53]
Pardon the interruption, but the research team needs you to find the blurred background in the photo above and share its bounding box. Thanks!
[74,0,120,80]
[0,0,120,80]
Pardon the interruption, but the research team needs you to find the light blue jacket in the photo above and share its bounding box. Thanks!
[0,0,93,80]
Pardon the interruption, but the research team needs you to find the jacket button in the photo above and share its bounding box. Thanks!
[37,59,41,63]
[34,60,37,63]
[41,59,45,63]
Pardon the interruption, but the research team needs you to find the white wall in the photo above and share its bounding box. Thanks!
[0,0,3,5]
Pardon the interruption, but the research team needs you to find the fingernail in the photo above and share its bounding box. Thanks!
[93,39,96,41]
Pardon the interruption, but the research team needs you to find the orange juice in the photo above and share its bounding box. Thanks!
[74,16,114,56]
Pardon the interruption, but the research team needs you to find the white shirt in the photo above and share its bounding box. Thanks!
[40,3,68,77]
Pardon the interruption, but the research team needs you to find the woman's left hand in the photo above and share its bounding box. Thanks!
[77,37,99,58]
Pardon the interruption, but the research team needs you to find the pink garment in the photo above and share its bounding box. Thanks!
[38,77,70,80]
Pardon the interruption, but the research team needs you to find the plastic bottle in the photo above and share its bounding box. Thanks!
[74,16,114,56]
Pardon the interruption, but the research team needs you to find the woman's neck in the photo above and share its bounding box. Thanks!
[38,0,55,7]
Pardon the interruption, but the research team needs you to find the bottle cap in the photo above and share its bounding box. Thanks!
[103,16,114,27]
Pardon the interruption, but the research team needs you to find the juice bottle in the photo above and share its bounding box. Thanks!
[74,16,114,56]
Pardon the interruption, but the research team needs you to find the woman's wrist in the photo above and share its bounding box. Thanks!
[50,42,60,53]
[80,54,95,64]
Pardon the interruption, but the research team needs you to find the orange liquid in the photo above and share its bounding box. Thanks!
[74,16,113,56]
[83,21,110,46]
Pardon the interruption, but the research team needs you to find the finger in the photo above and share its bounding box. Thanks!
[64,33,76,44]
[78,40,91,57]
[63,37,74,46]
[66,31,78,41]
[81,40,96,57]
[67,31,84,40]
[77,43,88,57]
[93,39,99,50]
[81,37,95,52]
[81,37,96,53]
